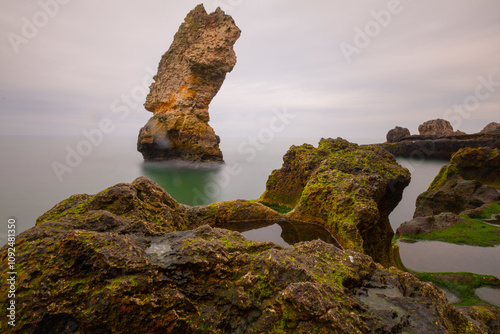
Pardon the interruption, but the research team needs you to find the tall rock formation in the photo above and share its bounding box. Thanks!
[137,4,241,161]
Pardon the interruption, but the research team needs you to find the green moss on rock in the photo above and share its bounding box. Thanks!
[261,138,411,267]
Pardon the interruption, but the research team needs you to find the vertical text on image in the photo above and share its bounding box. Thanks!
[6,218,17,327]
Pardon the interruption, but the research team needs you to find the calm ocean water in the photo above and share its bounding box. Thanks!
[1,135,498,277]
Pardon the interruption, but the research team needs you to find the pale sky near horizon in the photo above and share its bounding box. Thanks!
[1,0,499,143]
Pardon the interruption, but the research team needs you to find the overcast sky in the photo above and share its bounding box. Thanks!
[1,0,499,143]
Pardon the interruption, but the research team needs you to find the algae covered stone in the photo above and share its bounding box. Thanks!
[260,138,411,267]
[0,222,484,333]
[2,176,496,333]
[414,147,500,218]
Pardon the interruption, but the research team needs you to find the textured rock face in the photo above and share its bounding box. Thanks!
[1,179,488,332]
[481,122,500,134]
[386,126,410,143]
[396,212,465,235]
[414,147,500,218]
[259,138,411,267]
[418,118,456,136]
[137,5,241,161]
[380,131,500,159]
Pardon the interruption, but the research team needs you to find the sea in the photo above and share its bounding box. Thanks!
[1,135,499,279]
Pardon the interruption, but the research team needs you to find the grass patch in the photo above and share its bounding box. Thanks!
[465,202,500,219]
[400,218,500,247]
[260,202,293,214]
[414,272,500,306]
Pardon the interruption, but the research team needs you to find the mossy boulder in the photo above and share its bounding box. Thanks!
[36,177,285,237]
[414,147,500,218]
[260,138,411,267]
[3,176,498,332]
[1,222,488,333]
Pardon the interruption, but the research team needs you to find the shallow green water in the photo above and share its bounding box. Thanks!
[1,135,498,279]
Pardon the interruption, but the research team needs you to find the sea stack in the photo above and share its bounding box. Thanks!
[137,4,241,161]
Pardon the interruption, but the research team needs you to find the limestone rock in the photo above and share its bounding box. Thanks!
[137,4,241,161]
[386,126,411,143]
[379,122,500,159]
[396,212,465,236]
[414,147,500,218]
[259,138,411,267]
[2,199,487,332]
[418,118,455,136]
[481,122,500,134]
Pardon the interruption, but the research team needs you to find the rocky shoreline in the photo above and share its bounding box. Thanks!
[396,147,500,246]
[3,137,500,332]
[2,2,499,331]
[379,120,500,159]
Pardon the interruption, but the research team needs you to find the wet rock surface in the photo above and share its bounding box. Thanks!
[259,138,411,267]
[413,147,500,218]
[0,221,486,333]
[137,4,241,162]
[396,212,466,235]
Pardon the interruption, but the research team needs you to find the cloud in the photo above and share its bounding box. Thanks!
[1,0,499,141]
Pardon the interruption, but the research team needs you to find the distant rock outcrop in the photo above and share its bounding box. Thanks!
[137,4,241,161]
[380,121,500,159]
[386,126,410,143]
[481,122,500,134]
[259,138,411,267]
[413,147,500,218]
[418,118,456,136]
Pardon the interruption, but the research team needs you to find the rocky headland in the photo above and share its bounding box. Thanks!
[137,4,240,162]
[380,120,500,159]
[2,175,497,333]
[396,147,500,244]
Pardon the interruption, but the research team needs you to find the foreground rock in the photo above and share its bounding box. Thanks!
[380,121,500,159]
[414,147,500,218]
[260,138,411,267]
[137,5,241,161]
[0,178,490,332]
